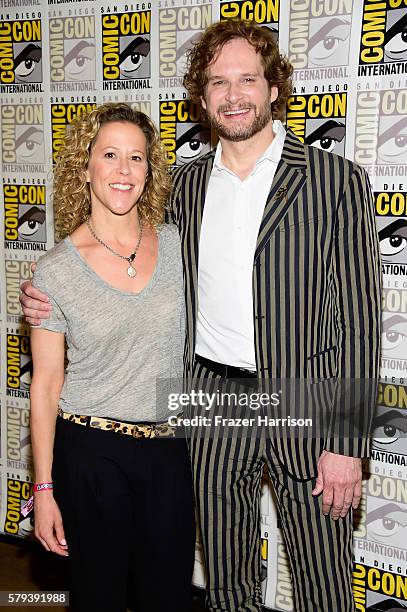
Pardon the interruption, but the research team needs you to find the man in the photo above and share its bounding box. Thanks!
[22,19,381,612]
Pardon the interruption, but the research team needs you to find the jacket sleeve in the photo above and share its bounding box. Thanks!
[165,166,182,226]
[326,164,382,457]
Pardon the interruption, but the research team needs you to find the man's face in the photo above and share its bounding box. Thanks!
[201,38,277,142]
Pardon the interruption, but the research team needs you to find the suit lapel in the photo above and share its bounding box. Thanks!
[187,151,215,270]
[182,152,214,367]
[255,129,308,261]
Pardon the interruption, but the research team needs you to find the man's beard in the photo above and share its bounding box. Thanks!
[206,101,272,142]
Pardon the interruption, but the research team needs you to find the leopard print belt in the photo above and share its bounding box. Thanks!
[57,408,176,439]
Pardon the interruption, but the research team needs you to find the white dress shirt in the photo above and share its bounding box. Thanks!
[195,120,286,370]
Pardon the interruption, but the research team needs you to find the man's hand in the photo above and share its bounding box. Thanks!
[20,264,51,325]
[312,450,362,520]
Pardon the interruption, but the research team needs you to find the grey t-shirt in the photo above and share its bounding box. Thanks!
[32,224,184,422]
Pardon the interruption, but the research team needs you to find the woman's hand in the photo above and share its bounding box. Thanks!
[34,492,69,556]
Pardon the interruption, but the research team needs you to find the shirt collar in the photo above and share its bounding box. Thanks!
[213,120,286,173]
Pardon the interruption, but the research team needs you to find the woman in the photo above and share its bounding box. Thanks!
[30,103,195,612]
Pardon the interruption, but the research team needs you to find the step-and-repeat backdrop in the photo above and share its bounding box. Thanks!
[0,0,406,609]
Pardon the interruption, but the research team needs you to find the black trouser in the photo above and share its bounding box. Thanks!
[52,417,195,612]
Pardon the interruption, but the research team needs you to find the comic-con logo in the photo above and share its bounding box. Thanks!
[286,91,347,156]
[4,184,46,249]
[5,259,33,323]
[101,7,151,91]
[220,0,279,37]
[51,101,97,163]
[0,17,42,93]
[49,14,96,89]
[354,88,407,175]
[3,477,33,537]
[159,99,211,166]
[354,480,367,539]
[101,95,152,118]
[6,332,32,399]
[288,0,352,76]
[260,535,268,604]
[359,1,407,77]
[7,405,32,470]
[159,3,211,87]
[1,103,44,170]
[378,382,407,409]
[376,190,407,217]
[354,564,407,607]
[275,542,293,611]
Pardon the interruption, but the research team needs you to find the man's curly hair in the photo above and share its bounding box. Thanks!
[183,19,293,121]
[53,103,171,241]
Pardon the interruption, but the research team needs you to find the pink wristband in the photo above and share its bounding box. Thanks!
[33,482,53,492]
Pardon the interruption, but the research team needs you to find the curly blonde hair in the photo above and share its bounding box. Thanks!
[183,19,293,122]
[53,103,171,241]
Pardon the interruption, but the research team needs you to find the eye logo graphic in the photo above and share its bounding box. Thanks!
[304,119,346,154]
[0,19,42,89]
[49,16,96,84]
[372,407,407,454]
[160,100,211,167]
[377,115,407,166]
[286,93,347,156]
[308,16,351,67]
[101,10,151,90]
[288,0,352,70]
[159,5,211,82]
[380,312,407,378]
[367,497,407,548]
[377,218,407,266]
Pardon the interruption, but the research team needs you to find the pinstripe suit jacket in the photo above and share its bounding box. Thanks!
[170,129,381,480]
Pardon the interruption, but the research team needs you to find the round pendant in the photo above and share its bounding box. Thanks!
[127,265,137,278]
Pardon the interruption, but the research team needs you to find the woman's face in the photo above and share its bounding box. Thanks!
[85,121,149,217]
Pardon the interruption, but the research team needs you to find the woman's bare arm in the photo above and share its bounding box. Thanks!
[30,327,67,555]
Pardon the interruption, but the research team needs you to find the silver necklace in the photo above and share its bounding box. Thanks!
[86,218,144,278]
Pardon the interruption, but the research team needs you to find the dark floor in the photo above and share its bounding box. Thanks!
[0,535,206,611]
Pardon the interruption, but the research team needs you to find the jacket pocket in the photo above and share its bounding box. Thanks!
[307,346,337,381]
[277,215,324,232]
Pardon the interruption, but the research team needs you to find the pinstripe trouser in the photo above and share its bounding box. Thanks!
[185,362,355,612]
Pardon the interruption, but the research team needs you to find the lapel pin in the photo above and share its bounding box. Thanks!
[275,186,287,197]
[274,185,288,202]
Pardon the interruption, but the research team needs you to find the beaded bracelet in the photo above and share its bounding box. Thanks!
[33,482,53,492]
